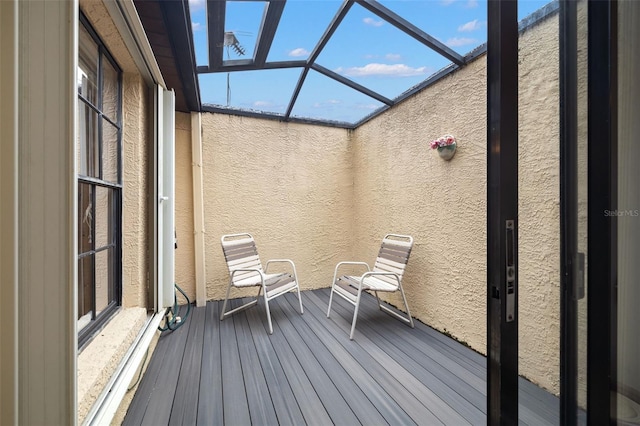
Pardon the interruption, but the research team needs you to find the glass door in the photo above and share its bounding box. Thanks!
[615,1,640,424]
[560,1,640,424]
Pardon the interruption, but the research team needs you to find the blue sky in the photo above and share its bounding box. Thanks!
[188,0,552,123]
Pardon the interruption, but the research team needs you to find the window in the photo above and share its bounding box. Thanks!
[77,14,122,347]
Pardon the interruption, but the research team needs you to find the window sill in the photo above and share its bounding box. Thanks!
[77,307,147,424]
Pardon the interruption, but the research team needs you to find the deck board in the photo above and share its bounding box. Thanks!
[170,305,206,426]
[196,302,223,425]
[274,295,389,426]
[220,299,251,425]
[320,289,485,424]
[124,289,560,425]
[243,301,306,426]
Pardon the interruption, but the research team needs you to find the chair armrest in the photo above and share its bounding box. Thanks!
[230,268,265,282]
[360,271,401,290]
[332,261,370,286]
[265,259,298,280]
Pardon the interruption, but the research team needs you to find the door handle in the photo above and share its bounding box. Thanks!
[505,220,516,322]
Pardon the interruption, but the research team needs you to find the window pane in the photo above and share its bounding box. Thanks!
[94,187,113,250]
[78,24,98,105]
[78,255,94,329]
[102,58,119,122]
[95,248,113,315]
[102,119,119,183]
[77,101,99,178]
[78,183,93,254]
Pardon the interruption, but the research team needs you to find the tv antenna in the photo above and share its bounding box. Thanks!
[223,31,250,105]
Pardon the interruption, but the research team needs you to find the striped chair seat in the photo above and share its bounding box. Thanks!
[327,234,415,340]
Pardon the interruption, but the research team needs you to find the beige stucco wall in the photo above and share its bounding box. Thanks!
[200,114,354,300]
[351,56,488,354]
[178,10,562,394]
[516,14,561,393]
[175,112,196,299]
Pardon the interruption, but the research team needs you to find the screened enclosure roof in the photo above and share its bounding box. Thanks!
[135,0,557,129]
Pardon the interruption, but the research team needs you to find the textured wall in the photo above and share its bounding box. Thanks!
[200,114,353,301]
[352,57,488,356]
[516,13,561,394]
[121,73,149,308]
[175,112,196,299]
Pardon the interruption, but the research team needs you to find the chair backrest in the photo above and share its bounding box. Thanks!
[221,233,263,284]
[373,234,414,288]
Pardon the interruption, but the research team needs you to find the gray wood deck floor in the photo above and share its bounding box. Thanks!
[123,288,559,425]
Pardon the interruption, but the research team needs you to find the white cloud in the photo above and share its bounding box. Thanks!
[253,101,273,108]
[355,103,378,110]
[466,0,478,8]
[385,53,402,61]
[363,17,384,27]
[192,22,202,31]
[445,37,478,47]
[188,0,205,11]
[336,63,429,77]
[458,19,482,32]
[288,47,310,57]
[313,99,342,108]
[440,0,455,5]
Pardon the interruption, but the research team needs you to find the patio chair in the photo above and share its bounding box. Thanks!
[327,234,415,340]
[220,233,303,334]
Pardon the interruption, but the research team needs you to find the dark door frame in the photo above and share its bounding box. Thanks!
[558,0,619,424]
[559,0,579,424]
[486,1,519,424]
[586,0,618,423]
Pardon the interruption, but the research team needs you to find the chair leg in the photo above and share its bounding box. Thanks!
[349,287,364,340]
[264,287,273,334]
[398,283,415,328]
[221,283,261,321]
[327,284,335,318]
[219,279,233,321]
[297,285,304,314]
[374,290,382,309]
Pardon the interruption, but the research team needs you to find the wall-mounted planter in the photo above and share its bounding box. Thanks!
[437,143,456,161]
[430,135,457,161]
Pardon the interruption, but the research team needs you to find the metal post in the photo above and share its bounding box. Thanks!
[487,0,519,424]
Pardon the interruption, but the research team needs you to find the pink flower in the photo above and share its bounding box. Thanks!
[429,134,456,150]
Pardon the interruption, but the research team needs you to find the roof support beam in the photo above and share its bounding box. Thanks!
[196,60,306,74]
[207,0,225,69]
[312,64,393,105]
[283,0,354,120]
[253,0,286,66]
[356,0,465,66]
[308,0,354,64]
[285,68,309,119]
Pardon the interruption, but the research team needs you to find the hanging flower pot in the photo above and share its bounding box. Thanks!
[430,134,457,161]
[437,143,456,160]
